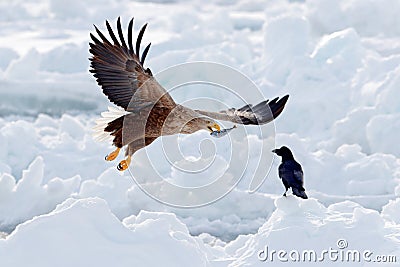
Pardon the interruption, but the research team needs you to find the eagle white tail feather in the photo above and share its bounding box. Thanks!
[92,106,129,142]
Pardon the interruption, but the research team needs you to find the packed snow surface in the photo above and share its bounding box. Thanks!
[1,0,400,266]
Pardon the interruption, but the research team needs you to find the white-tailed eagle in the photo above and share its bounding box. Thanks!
[90,17,289,171]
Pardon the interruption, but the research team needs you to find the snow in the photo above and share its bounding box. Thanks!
[1,197,399,266]
[0,198,209,267]
[0,157,80,232]
[229,197,400,266]
[1,0,400,266]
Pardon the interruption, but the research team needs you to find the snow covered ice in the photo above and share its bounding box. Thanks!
[1,0,400,266]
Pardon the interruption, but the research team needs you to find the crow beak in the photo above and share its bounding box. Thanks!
[272,149,277,153]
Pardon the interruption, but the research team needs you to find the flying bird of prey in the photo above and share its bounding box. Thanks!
[90,17,289,171]
[272,146,308,199]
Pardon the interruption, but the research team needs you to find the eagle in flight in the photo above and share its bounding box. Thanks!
[90,17,289,171]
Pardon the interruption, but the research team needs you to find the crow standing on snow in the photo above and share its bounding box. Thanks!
[272,146,308,199]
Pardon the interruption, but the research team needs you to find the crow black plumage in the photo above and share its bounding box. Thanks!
[272,146,308,199]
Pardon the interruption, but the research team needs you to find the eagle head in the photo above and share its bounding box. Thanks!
[180,117,220,134]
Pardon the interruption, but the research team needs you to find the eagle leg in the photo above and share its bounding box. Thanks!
[117,155,131,171]
[105,147,121,161]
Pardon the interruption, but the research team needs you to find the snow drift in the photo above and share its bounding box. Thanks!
[0,0,400,266]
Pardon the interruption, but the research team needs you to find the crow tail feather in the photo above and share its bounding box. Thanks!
[292,187,308,199]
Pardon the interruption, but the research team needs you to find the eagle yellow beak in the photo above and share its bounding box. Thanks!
[207,123,221,132]
[214,123,221,131]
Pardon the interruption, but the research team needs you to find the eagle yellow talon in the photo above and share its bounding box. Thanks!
[117,156,131,171]
[105,147,120,161]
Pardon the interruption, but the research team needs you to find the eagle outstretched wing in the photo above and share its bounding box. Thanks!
[195,95,289,125]
[89,17,175,110]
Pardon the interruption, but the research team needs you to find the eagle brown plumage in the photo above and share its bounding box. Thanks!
[90,17,289,171]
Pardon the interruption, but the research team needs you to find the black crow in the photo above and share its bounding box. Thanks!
[272,146,308,199]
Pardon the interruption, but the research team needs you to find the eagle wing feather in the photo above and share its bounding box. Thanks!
[89,17,175,111]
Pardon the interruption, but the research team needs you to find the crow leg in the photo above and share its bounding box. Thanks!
[283,187,288,197]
